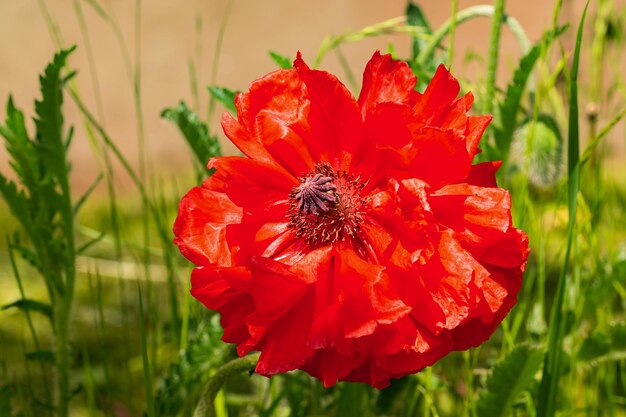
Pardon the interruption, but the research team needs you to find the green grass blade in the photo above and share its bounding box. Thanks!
[484,0,505,115]
[536,3,589,416]
[581,107,626,165]
[207,0,234,122]
[138,286,156,417]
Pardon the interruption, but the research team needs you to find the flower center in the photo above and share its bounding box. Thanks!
[288,163,367,247]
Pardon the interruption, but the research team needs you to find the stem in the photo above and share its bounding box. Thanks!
[207,0,234,122]
[484,0,506,115]
[54,298,72,417]
[448,0,458,67]
[194,353,261,417]
[417,5,530,68]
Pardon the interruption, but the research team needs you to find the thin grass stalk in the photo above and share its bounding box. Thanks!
[74,0,123,260]
[138,286,156,417]
[484,0,505,115]
[416,5,530,69]
[536,3,589,416]
[448,0,458,67]
[88,272,113,413]
[207,0,234,122]
[334,46,358,92]
[190,14,203,112]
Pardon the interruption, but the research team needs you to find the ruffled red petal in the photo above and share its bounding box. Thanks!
[173,185,242,266]
[174,51,529,389]
[293,52,362,170]
[357,51,418,116]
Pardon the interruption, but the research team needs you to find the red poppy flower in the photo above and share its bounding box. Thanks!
[173,51,529,388]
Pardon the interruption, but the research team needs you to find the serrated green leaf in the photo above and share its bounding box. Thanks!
[155,317,229,416]
[207,86,238,114]
[2,298,53,320]
[161,101,221,170]
[0,174,32,236]
[0,97,39,190]
[33,46,75,185]
[268,51,292,69]
[477,345,544,417]
[494,25,567,161]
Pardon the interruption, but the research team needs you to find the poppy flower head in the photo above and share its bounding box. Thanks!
[173,51,529,388]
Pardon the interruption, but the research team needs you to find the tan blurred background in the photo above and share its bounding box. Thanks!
[0,0,622,192]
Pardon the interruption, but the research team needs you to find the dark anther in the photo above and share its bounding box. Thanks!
[294,173,337,215]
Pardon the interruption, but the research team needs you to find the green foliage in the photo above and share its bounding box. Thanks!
[406,1,436,89]
[406,1,432,60]
[161,101,221,171]
[494,26,567,163]
[477,345,545,417]
[2,299,53,321]
[268,50,292,68]
[0,47,77,290]
[156,316,230,416]
[207,86,238,115]
[0,46,82,417]
[578,323,626,366]
[25,350,55,364]
[536,3,590,417]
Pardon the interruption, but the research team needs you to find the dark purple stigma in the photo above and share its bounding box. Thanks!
[294,173,337,215]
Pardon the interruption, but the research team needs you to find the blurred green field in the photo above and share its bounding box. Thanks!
[1,1,626,416]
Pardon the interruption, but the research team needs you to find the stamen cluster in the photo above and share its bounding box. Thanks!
[288,163,367,247]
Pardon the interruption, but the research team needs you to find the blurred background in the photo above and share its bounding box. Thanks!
[1,0,622,193]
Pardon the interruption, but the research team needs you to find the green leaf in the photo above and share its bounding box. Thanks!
[33,46,75,186]
[25,350,55,364]
[161,101,221,170]
[0,96,38,190]
[0,175,33,239]
[477,345,544,417]
[155,316,229,416]
[207,86,238,114]
[494,25,567,161]
[406,1,432,60]
[2,298,53,320]
[406,1,437,88]
[268,50,292,69]
[578,323,626,366]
